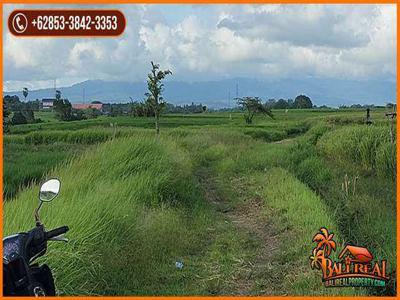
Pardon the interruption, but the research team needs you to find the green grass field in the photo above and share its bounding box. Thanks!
[3,108,396,295]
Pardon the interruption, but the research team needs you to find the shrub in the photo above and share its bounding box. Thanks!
[244,128,286,142]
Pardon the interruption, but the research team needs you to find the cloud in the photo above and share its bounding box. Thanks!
[3,4,396,91]
[217,5,372,49]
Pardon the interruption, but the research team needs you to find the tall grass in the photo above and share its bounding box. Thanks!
[4,110,395,295]
[22,128,149,145]
[252,168,357,295]
[317,125,396,177]
[3,142,86,200]
[4,135,213,295]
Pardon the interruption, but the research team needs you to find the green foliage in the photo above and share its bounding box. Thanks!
[236,96,274,124]
[317,125,395,176]
[129,100,153,117]
[21,128,148,145]
[303,122,333,145]
[294,94,313,109]
[254,168,340,292]
[3,109,395,296]
[244,128,286,142]
[376,141,396,178]
[3,102,11,133]
[296,156,332,193]
[145,61,172,134]
[326,115,364,125]
[83,108,101,119]
[4,136,212,295]
[54,98,73,121]
[11,111,28,125]
[3,141,84,200]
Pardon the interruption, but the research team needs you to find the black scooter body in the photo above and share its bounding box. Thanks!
[3,229,56,296]
[3,178,67,296]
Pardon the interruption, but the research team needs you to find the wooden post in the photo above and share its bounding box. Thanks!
[385,108,396,144]
[366,108,372,125]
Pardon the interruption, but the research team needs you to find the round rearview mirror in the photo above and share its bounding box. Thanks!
[39,179,61,202]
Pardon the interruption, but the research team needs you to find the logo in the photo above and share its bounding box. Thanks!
[12,13,28,34]
[309,227,389,287]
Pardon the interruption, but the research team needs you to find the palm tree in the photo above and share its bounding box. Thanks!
[55,90,61,101]
[310,248,325,270]
[312,227,336,256]
[22,87,28,101]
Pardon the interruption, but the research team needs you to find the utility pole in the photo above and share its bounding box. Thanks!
[54,79,57,97]
[228,91,232,120]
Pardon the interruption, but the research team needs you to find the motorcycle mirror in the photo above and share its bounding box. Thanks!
[39,179,61,202]
[35,179,61,225]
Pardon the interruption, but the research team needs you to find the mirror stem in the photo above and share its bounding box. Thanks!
[35,201,43,225]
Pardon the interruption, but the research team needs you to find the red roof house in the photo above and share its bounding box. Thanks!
[338,245,373,263]
[72,103,103,110]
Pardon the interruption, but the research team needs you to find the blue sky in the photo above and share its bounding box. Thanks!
[3,4,396,92]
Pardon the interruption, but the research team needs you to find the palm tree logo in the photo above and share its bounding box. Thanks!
[310,227,336,270]
[310,248,325,270]
[312,227,336,256]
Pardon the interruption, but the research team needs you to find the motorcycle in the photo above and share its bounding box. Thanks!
[3,179,69,296]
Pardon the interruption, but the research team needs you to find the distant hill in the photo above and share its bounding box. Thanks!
[3,78,396,108]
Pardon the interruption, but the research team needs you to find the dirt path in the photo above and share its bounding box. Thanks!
[196,169,282,295]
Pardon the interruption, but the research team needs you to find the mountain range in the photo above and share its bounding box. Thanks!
[3,78,396,108]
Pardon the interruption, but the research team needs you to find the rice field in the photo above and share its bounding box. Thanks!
[3,108,396,295]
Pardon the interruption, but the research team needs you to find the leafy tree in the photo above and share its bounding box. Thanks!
[265,99,276,109]
[53,98,73,121]
[4,95,22,111]
[110,104,124,117]
[294,95,313,109]
[72,109,86,121]
[22,109,35,123]
[275,99,289,109]
[11,111,27,125]
[84,108,101,119]
[145,61,172,134]
[236,96,274,124]
[3,102,11,133]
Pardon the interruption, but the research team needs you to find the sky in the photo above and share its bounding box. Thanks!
[3,4,397,92]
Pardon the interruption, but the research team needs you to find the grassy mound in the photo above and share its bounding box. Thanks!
[317,125,396,177]
[4,135,212,295]
[252,168,358,295]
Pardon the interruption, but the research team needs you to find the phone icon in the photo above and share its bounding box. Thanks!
[12,13,28,34]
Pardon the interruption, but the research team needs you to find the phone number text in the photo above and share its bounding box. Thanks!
[33,15,118,31]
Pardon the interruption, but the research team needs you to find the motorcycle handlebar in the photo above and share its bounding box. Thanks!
[46,226,69,240]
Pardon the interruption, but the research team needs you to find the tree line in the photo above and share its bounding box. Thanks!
[5,61,391,135]
[265,95,313,109]
[105,101,207,117]
[3,95,42,131]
